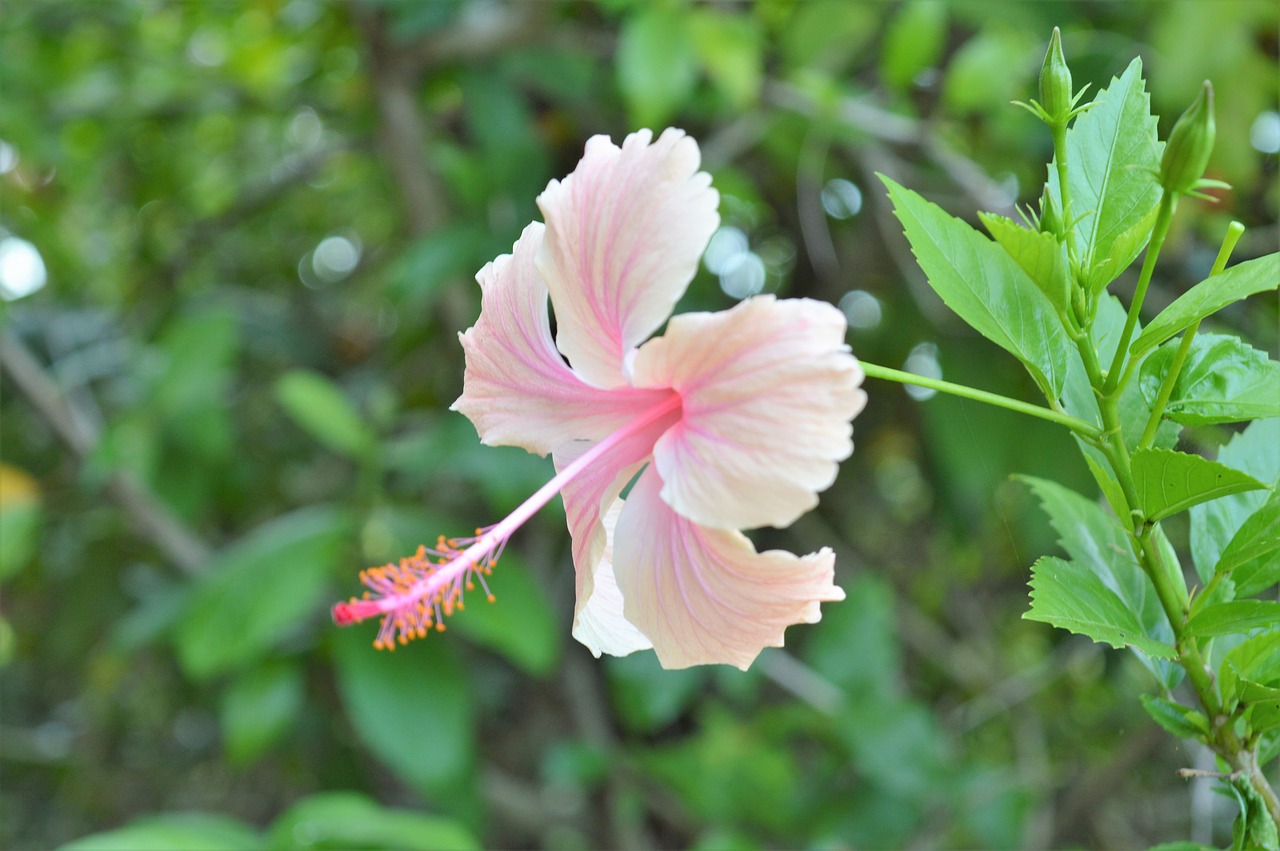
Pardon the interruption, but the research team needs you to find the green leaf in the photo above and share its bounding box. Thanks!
[942,29,1034,115]
[1228,778,1279,851]
[1140,335,1280,426]
[1084,453,1131,519]
[1131,253,1280,358]
[1186,601,1280,638]
[1018,476,1165,634]
[1130,447,1267,524]
[1191,419,1280,582]
[331,627,475,799]
[0,501,40,582]
[176,506,349,680]
[220,662,304,765]
[606,651,707,733]
[880,0,947,90]
[1221,630,1280,712]
[805,574,899,701]
[781,0,877,71]
[1247,694,1280,736]
[617,6,696,127]
[1048,57,1163,292]
[881,175,1071,398]
[1217,490,1280,598]
[978,213,1071,319]
[59,814,262,851]
[275,370,376,459]
[447,551,561,677]
[267,792,480,851]
[1139,693,1209,739]
[1025,556,1176,659]
[689,10,762,109]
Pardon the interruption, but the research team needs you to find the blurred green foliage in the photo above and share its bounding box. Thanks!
[1,1,1276,849]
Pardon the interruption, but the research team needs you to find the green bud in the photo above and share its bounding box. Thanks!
[1160,81,1216,195]
[1038,185,1064,237]
[1039,27,1073,124]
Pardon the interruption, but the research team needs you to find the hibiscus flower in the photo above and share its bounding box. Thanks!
[333,128,866,669]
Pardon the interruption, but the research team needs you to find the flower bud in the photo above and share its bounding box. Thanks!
[1039,27,1073,125]
[1038,185,1064,237]
[1160,81,1216,195]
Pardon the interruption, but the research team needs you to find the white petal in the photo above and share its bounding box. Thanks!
[571,499,653,658]
[631,296,867,529]
[453,222,671,457]
[537,128,719,389]
[613,467,845,670]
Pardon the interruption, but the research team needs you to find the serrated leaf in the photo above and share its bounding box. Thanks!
[881,175,1071,397]
[1089,203,1158,294]
[332,628,475,799]
[1019,476,1174,677]
[978,213,1071,318]
[267,792,479,851]
[1140,693,1210,739]
[1130,447,1267,524]
[176,506,349,680]
[1191,420,1280,582]
[1132,253,1280,358]
[1221,630,1280,712]
[275,370,376,459]
[1025,556,1176,658]
[1018,477,1154,614]
[1217,490,1280,598]
[1246,697,1280,736]
[1047,57,1163,292]
[1140,335,1280,426]
[1228,777,1279,851]
[1186,601,1280,638]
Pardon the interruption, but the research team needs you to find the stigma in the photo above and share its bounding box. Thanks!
[330,530,504,650]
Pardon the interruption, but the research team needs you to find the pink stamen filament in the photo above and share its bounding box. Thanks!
[332,392,681,647]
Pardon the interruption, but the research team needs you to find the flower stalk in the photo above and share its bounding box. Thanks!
[1137,220,1245,449]
[859,362,1100,437]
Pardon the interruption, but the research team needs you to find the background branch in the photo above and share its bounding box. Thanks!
[0,331,212,575]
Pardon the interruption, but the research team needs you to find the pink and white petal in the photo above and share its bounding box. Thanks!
[553,399,678,611]
[571,499,653,658]
[613,467,845,670]
[631,295,867,530]
[452,222,670,457]
[536,128,720,389]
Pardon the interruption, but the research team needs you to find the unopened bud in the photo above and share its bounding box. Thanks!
[1039,28,1073,125]
[1038,185,1064,237]
[1160,81,1216,195]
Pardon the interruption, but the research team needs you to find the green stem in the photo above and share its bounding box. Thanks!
[1079,319,1280,830]
[1051,122,1081,272]
[1103,191,1177,396]
[860,362,1100,437]
[1137,222,1245,449]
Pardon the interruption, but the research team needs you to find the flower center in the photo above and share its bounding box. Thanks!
[332,392,682,649]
